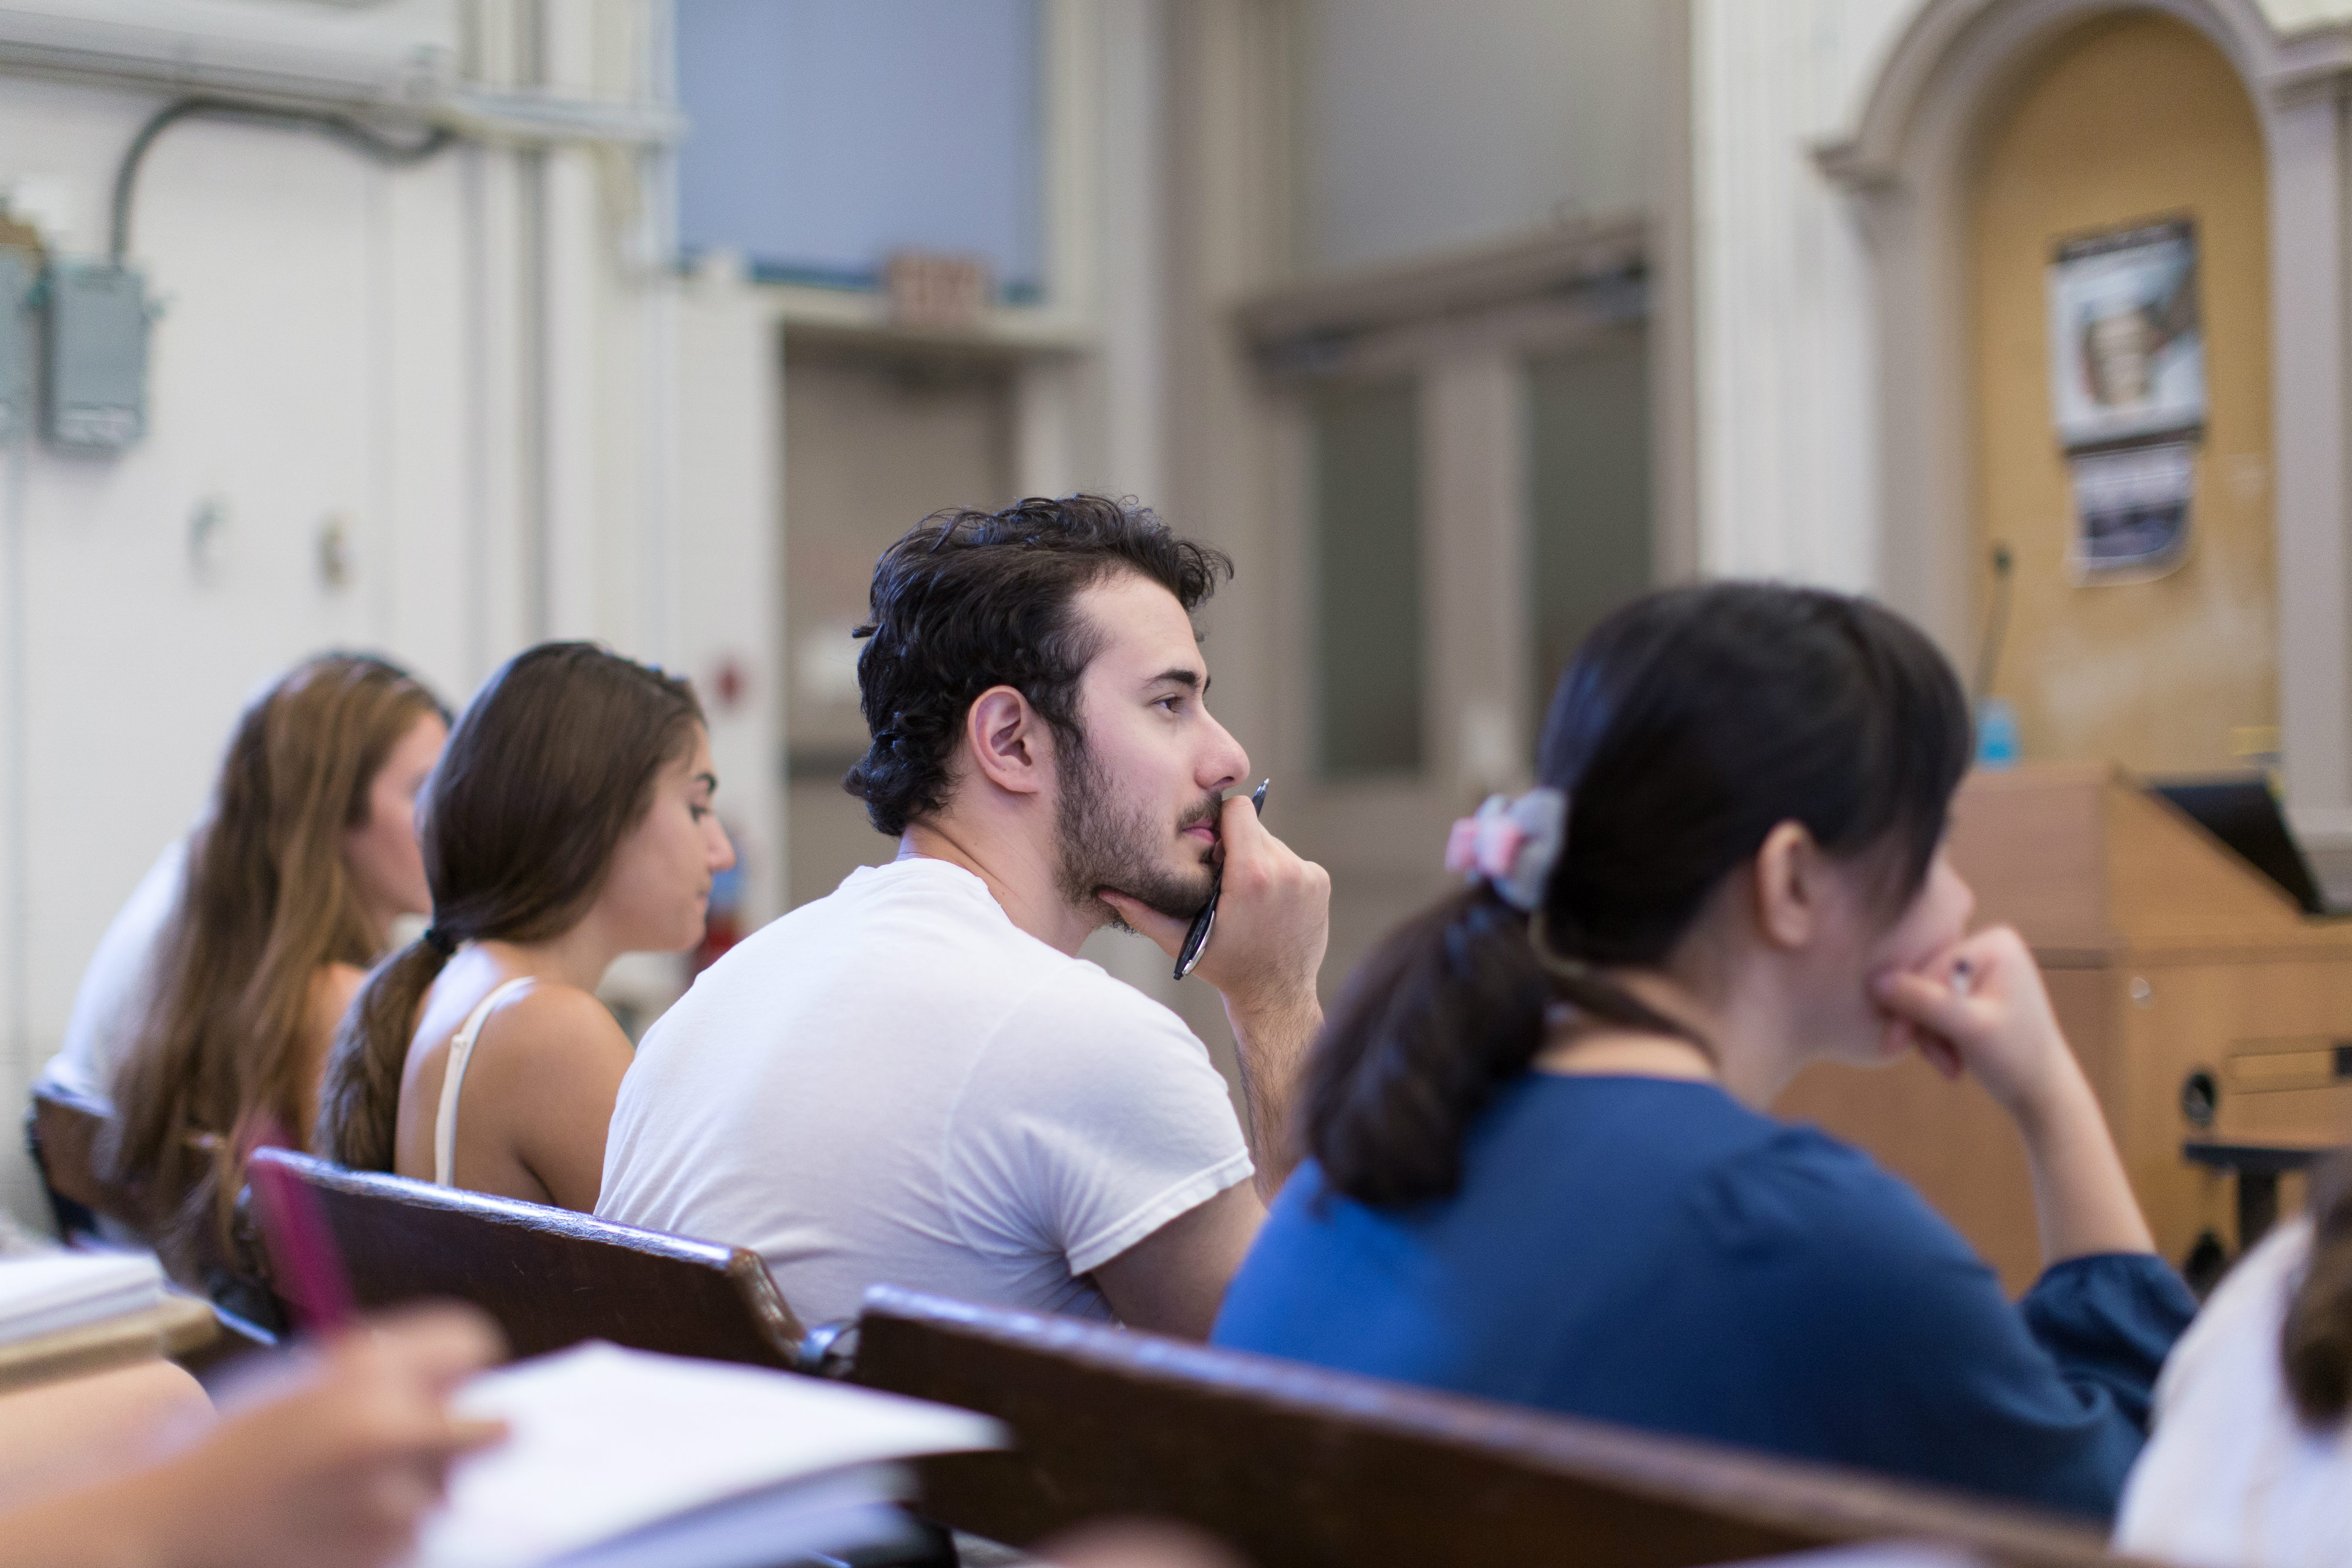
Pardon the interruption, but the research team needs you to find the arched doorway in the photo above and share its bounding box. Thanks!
[1816,0,2352,837]
[1788,0,2350,1291]
[1968,11,2275,773]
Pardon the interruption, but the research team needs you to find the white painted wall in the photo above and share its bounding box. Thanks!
[0,1,780,1228]
[1689,0,1912,590]
[0,78,484,1228]
[674,255,782,941]
[1289,0,1666,275]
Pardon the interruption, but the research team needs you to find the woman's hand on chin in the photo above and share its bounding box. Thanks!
[1869,925,2077,1119]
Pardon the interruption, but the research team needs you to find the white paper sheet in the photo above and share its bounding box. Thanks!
[409,1342,1005,1568]
[0,1251,163,1343]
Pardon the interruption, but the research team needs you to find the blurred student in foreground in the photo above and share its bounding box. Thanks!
[0,1305,502,1568]
[316,642,733,1211]
[2116,1154,2352,1567]
[1214,582,2193,1519]
[75,654,447,1287]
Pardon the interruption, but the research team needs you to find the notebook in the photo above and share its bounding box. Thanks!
[0,1251,165,1343]
[409,1341,1007,1568]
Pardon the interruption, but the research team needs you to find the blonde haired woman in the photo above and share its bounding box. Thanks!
[103,653,449,1288]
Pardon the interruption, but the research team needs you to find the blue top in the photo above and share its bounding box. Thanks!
[1213,1075,2196,1520]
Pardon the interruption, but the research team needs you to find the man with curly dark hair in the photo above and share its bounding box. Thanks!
[600,495,1330,1338]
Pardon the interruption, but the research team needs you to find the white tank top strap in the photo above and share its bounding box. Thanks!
[432,977,536,1188]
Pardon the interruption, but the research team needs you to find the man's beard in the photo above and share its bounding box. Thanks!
[1054,737,1220,924]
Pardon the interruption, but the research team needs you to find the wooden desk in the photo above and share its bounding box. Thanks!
[0,1294,218,1392]
[854,1286,2129,1568]
[1778,763,2352,1293]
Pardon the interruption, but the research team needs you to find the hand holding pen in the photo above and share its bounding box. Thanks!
[1099,780,1329,1019]
[203,1126,507,1567]
[1872,925,2078,1117]
[1175,779,1269,981]
[1099,782,1331,1189]
[1872,925,2153,1263]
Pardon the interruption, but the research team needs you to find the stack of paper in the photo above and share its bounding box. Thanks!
[412,1342,1007,1568]
[0,1251,164,1343]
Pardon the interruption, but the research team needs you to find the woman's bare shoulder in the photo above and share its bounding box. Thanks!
[479,981,634,1064]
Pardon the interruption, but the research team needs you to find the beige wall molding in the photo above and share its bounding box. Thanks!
[1820,0,2352,189]
[1811,0,2352,843]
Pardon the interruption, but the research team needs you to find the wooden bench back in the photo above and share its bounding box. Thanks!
[245,1149,807,1367]
[850,1288,2140,1568]
[24,1085,155,1239]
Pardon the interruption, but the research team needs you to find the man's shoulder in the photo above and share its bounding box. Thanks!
[1003,954,1196,1041]
[701,861,1038,983]
[669,869,1174,1053]
[953,961,1227,1126]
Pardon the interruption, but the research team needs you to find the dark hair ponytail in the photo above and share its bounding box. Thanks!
[314,643,703,1169]
[1308,887,1696,1206]
[2283,1154,2352,1426]
[318,942,450,1172]
[1306,583,1973,1207]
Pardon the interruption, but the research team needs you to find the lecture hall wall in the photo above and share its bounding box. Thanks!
[0,0,779,1229]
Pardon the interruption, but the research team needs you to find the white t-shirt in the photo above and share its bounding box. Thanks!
[597,857,1254,1325]
[2115,1217,2352,1568]
[36,839,187,1102]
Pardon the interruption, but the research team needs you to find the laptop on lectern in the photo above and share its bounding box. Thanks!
[2147,774,2336,916]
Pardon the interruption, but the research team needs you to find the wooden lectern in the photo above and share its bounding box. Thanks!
[1775,761,2352,1293]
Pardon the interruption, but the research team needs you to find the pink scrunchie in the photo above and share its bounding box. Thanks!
[1442,787,1568,911]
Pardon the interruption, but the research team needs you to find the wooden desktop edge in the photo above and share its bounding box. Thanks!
[0,1292,218,1392]
[852,1286,2147,1568]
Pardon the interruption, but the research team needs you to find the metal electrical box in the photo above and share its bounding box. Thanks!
[0,248,32,442]
[44,259,149,452]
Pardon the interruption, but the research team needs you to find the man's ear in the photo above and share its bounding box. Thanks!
[1752,820,1822,951]
[963,685,1050,800]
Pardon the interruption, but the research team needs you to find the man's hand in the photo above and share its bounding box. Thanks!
[1102,789,1329,1192]
[1102,789,1329,1022]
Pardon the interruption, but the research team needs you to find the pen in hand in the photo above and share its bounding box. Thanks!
[243,1118,356,1333]
[1174,779,1270,981]
[1916,957,1972,1080]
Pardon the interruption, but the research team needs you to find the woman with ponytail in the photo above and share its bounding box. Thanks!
[103,653,447,1290]
[2115,1156,2352,1567]
[314,643,734,1211]
[1214,582,2192,1520]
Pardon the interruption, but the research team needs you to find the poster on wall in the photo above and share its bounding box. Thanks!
[2066,440,2195,581]
[2047,218,2204,448]
[2047,217,2204,583]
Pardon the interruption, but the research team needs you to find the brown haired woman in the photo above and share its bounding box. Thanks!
[315,641,734,1212]
[2116,1155,2352,1566]
[102,654,450,1286]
